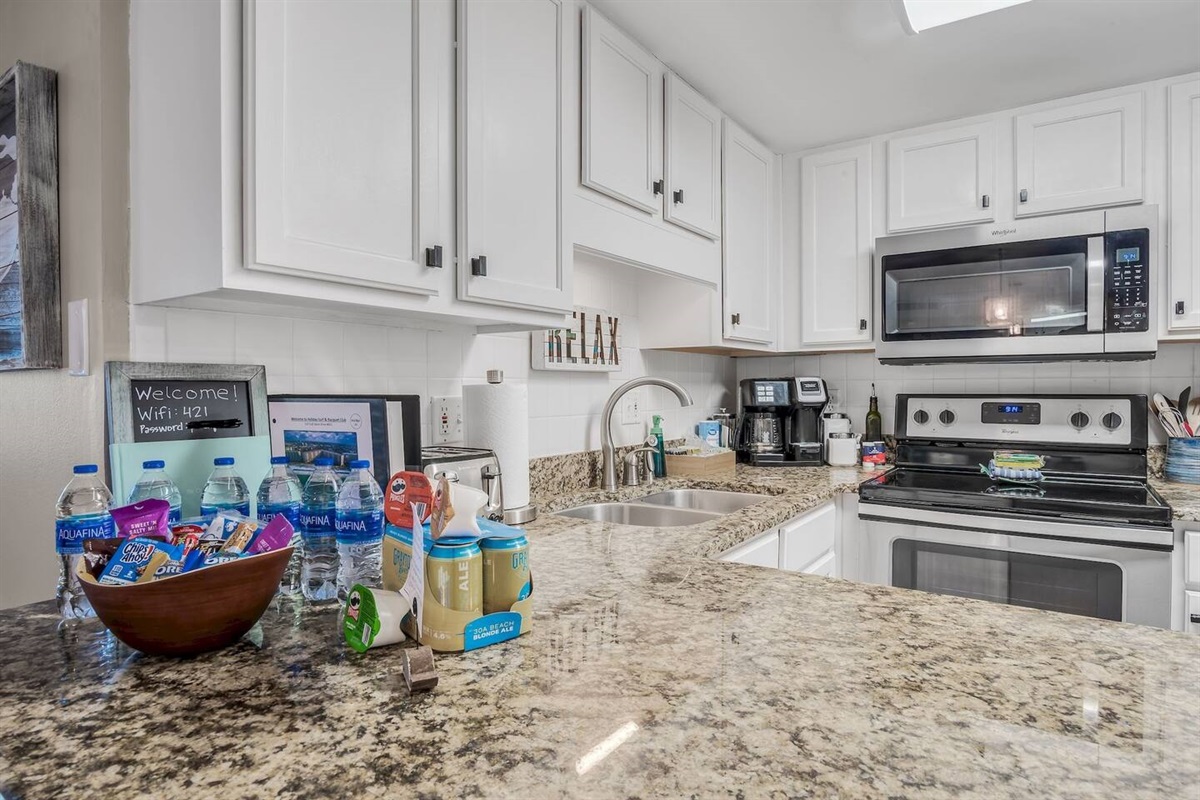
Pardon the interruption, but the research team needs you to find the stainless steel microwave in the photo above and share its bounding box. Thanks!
[874,206,1158,364]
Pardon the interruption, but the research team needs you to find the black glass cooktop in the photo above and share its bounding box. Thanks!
[859,468,1172,527]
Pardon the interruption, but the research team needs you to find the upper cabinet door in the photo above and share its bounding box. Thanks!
[886,121,996,232]
[247,0,445,295]
[581,6,662,216]
[722,119,776,345]
[664,73,722,240]
[800,144,872,346]
[1014,92,1144,217]
[458,0,572,313]
[1169,79,1200,331]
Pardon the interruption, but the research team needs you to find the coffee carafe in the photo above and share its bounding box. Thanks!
[735,378,828,467]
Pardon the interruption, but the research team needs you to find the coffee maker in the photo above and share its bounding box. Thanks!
[735,377,828,466]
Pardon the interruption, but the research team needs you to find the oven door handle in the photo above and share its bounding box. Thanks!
[857,501,1174,550]
[1086,235,1105,333]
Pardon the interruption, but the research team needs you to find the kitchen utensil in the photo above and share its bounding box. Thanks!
[1187,396,1200,432]
[1152,394,1188,437]
[1179,386,1191,419]
[78,547,292,656]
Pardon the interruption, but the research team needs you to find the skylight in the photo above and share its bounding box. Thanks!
[894,0,1034,35]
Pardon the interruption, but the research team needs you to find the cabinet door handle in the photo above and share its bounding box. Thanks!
[1191,613,1200,624]
[425,245,443,268]
[673,189,684,204]
[1177,301,1186,315]
[859,318,868,332]
[1019,188,1028,203]
[471,255,487,277]
[653,179,664,196]
[981,194,990,209]
[731,313,741,325]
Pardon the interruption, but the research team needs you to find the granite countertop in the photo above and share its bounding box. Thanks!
[2,465,1199,799]
[1151,476,1200,523]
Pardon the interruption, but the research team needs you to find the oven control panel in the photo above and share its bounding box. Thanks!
[899,395,1141,447]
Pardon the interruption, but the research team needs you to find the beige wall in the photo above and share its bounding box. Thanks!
[0,0,129,609]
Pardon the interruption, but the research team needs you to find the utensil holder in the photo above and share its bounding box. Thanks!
[1164,437,1200,485]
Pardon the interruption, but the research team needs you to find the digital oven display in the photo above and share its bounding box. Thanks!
[981,402,1041,424]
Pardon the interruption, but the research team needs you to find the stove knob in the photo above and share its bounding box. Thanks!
[913,409,930,425]
[938,409,956,426]
[1069,411,1091,430]
[1101,412,1123,431]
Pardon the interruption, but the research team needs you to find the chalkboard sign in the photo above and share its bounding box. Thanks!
[128,379,253,442]
[106,362,269,445]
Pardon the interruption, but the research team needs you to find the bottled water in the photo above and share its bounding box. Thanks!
[335,459,384,600]
[55,465,114,620]
[257,456,303,594]
[199,457,250,518]
[300,457,340,603]
[127,460,183,524]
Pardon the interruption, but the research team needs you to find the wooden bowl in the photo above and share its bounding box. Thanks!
[78,548,293,657]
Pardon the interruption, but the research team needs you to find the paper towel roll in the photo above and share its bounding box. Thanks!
[463,377,530,509]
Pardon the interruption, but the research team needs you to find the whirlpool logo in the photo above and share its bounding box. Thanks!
[991,228,1018,237]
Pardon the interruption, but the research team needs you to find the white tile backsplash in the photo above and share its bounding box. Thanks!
[738,342,1200,445]
[130,260,735,458]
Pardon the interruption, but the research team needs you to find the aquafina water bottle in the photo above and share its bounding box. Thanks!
[300,457,340,603]
[257,456,303,594]
[55,465,114,620]
[127,460,183,524]
[334,460,384,601]
[200,457,250,518]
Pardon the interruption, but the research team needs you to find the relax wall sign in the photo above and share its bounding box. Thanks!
[531,306,621,373]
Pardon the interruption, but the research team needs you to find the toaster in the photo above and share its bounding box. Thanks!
[421,446,504,521]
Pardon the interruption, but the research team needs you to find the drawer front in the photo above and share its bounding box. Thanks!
[1186,531,1200,586]
[721,530,780,569]
[779,502,837,572]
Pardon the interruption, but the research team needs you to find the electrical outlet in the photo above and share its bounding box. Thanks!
[431,396,463,444]
[621,389,641,425]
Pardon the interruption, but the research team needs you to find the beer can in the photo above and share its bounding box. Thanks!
[427,541,483,614]
[480,535,531,614]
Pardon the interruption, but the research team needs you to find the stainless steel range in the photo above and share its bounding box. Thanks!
[856,394,1174,628]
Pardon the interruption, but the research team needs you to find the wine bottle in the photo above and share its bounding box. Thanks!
[865,383,883,441]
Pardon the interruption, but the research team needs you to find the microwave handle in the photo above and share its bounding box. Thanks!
[1086,236,1105,333]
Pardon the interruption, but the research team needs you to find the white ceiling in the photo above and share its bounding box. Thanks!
[589,0,1200,153]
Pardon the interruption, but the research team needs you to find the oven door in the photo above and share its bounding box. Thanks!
[877,233,1104,362]
[858,504,1173,628]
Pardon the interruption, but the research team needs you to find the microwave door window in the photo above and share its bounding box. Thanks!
[881,235,1090,341]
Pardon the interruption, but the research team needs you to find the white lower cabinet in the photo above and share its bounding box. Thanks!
[720,500,839,578]
[1186,592,1200,635]
[722,529,781,569]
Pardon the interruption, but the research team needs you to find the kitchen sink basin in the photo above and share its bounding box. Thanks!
[633,489,769,514]
[554,503,720,527]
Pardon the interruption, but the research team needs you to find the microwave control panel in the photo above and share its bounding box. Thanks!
[1105,229,1150,333]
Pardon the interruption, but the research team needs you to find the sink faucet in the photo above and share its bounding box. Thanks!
[601,377,694,491]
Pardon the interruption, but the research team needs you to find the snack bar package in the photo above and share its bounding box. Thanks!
[98,538,185,586]
[111,499,171,541]
[207,512,267,555]
[243,515,294,556]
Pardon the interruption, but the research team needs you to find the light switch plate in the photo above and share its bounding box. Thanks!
[431,396,463,444]
[621,389,641,425]
[67,299,89,376]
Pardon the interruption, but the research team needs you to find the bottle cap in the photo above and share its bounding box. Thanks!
[142,460,165,470]
[270,456,289,465]
[314,457,334,467]
[214,457,235,466]
[73,464,98,474]
[350,459,370,469]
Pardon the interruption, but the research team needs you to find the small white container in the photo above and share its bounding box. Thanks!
[826,432,861,467]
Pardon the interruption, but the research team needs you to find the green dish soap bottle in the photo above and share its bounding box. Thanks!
[650,415,667,478]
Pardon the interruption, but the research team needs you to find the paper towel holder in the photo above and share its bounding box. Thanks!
[473,368,539,526]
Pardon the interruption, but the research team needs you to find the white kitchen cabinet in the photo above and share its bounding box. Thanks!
[722,530,780,568]
[1186,591,1200,635]
[581,5,662,216]
[1014,92,1144,217]
[886,121,996,232]
[458,0,573,313]
[246,0,446,294]
[800,550,837,577]
[664,72,723,240]
[722,118,777,345]
[800,144,872,345]
[779,501,837,573]
[1168,79,1200,331]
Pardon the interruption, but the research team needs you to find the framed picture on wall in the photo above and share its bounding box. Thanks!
[0,62,61,371]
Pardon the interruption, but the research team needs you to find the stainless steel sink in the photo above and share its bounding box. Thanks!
[633,489,769,514]
[554,503,720,527]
